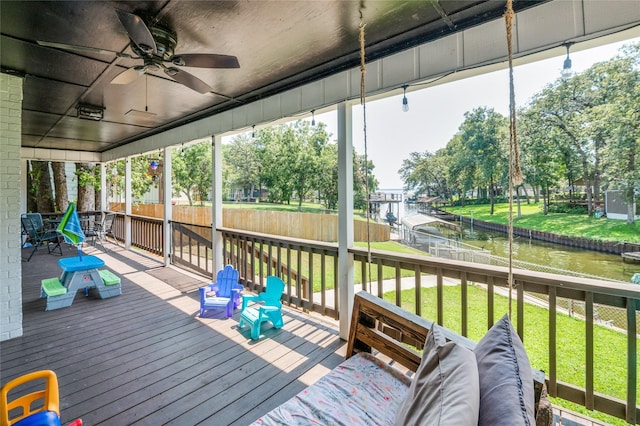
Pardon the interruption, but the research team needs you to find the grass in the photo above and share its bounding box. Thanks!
[385,284,639,425]
[445,202,640,243]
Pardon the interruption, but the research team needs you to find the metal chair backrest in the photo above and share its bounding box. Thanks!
[21,216,38,240]
[26,213,45,233]
[103,213,115,233]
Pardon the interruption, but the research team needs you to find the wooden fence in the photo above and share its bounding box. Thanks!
[109,203,389,242]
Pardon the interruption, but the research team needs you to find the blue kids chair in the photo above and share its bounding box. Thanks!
[239,276,285,339]
[199,265,242,318]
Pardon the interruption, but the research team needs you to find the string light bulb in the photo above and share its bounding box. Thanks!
[252,125,256,138]
[401,85,409,112]
[561,43,573,79]
[311,110,316,126]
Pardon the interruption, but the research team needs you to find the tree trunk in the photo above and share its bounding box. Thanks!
[533,185,539,204]
[32,161,55,212]
[76,163,96,212]
[51,162,69,212]
[627,187,636,225]
[489,182,495,215]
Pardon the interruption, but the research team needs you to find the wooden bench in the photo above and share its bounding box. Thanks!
[347,291,552,425]
[254,291,552,425]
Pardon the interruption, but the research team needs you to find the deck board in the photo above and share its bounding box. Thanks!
[3,243,346,425]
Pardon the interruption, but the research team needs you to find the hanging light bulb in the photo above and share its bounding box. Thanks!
[311,109,316,126]
[180,143,185,156]
[252,125,256,138]
[401,85,409,112]
[561,43,573,79]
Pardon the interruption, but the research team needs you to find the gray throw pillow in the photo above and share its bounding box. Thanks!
[475,314,535,426]
[394,323,479,426]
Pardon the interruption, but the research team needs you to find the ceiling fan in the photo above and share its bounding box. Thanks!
[38,9,239,94]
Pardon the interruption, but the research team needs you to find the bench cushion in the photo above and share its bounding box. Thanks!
[395,323,479,426]
[252,352,411,425]
[99,269,120,286]
[41,277,66,296]
[475,314,535,426]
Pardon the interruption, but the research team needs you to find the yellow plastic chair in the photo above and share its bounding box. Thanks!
[1,370,81,426]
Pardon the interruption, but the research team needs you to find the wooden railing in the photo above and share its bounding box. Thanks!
[170,221,213,277]
[111,213,164,256]
[218,227,639,424]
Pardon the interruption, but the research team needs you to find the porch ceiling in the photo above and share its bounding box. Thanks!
[1,0,548,155]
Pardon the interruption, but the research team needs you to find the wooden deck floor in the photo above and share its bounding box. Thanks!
[2,243,346,425]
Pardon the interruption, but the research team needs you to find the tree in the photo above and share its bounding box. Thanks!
[399,149,450,202]
[352,153,379,211]
[519,109,565,214]
[258,121,331,209]
[51,162,69,212]
[106,156,156,204]
[30,161,55,212]
[224,134,261,200]
[458,107,508,214]
[597,43,640,223]
[173,141,212,206]
[316,143,339,210]
[76,163,97,212]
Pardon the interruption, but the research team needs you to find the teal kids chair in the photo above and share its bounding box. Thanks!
[199,265,243,318]
[239,276,285,339]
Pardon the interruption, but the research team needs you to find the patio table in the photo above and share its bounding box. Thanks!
[58,255,105,294]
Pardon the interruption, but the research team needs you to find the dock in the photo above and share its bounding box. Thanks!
[622,251,640,263]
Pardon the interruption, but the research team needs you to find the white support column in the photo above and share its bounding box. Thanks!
[163,147,172,266]
[124,156,132,249]
[20,160,27,214]
[212,135,224,279]
[100,162,107,219]
[337,101,354,340]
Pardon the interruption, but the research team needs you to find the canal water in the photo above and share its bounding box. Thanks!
[376,196,638,284]
[458,225,637,284]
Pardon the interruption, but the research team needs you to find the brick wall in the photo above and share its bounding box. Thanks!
[0,73,23,341]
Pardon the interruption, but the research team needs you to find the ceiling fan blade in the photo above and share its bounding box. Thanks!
[115,9,157,55]
[171,54,240,69]
[37,40,134,59]
[111,67,144,85]
[164,67,212,94]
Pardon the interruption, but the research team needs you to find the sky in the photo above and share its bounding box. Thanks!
[312,36,640,190]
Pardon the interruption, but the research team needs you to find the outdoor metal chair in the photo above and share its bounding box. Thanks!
[239,276,285,340]
[85,213,116,251]
[199,265,243,318]
[21,214,62,261]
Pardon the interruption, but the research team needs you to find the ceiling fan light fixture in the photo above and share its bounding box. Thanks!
[124,108,156,120]
[77,103,104,121]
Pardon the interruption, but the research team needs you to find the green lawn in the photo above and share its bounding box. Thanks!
[385,285,639,425]
[445,202,640,243]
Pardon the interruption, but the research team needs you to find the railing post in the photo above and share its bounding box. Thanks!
[627,300,637,424]
[124,156,132,249]
[163,146,172,265]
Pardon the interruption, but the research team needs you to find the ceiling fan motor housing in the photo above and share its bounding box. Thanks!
[131,24,177,61]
